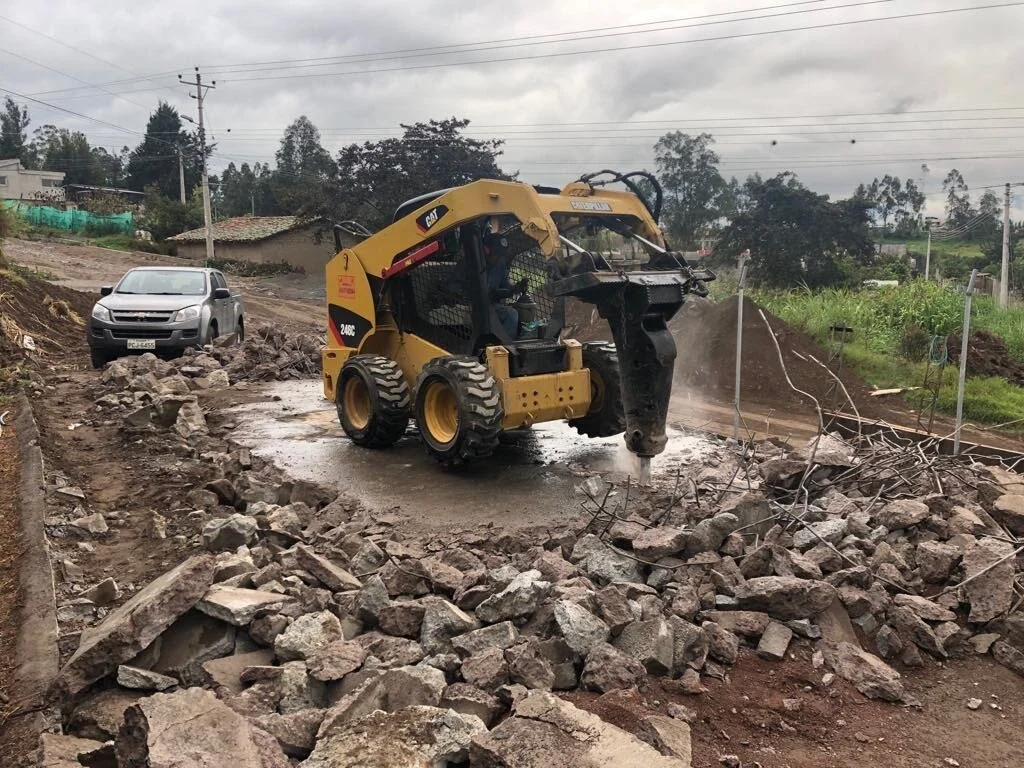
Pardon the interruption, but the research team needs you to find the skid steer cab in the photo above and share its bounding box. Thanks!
[322,172,713,467]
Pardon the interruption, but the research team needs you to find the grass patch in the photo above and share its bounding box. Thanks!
[89,234,164,254]
[754,281,1024,431]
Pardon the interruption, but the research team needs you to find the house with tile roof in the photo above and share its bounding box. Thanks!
[169,216,335,273]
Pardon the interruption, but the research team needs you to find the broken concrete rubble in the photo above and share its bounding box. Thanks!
[825,641,904,701]
[49,377,1024,766]
[470,691,688,767]
[116,687,289,767]
[307,706,485,768]
[59,555,216,694]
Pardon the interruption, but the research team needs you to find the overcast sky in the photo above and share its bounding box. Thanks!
[3,0,1024,216]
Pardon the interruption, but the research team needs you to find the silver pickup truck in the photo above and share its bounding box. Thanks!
[87,266,245,368]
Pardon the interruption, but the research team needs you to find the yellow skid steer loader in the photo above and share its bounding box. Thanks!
[322,171,713,467]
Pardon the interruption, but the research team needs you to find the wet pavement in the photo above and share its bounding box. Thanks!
[225,380,719,531]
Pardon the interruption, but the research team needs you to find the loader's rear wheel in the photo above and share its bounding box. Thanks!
[337,355,411,448]
[415,356,503,467]
[569,342,626,438]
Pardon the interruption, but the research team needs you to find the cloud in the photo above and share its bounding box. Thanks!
[3,0,1024,214]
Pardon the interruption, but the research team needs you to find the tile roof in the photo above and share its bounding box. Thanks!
[169,216,311,243]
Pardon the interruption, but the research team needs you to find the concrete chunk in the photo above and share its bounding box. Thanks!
[470,691,688,767]
[755,621,793,661]
[294,544,362,591]
[114,687,288,767]
[58,555,215,694]
[196,585,293,626]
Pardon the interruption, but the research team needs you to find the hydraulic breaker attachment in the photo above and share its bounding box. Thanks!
[553,268,709,458]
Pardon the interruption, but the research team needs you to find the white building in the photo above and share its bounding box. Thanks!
[0,159,65,202]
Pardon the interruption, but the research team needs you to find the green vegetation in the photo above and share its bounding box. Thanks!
[754,281,1024,431]
[206,257,300,277]
[89,233,164,254]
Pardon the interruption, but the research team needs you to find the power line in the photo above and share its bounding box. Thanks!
[216,3,1024,83]
[0,13,182,100]
[202,0,836,72]
[205,0,894,75]
[0,46,151,111]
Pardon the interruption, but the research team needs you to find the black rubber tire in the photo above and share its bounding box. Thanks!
[414,356,503,467]
[235,317,245,345]
[201,321,218,347]
[337,355,411,448]
[569,342,626,437]
[89,348,111,370]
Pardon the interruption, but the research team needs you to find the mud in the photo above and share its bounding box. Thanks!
[222,380,717,531]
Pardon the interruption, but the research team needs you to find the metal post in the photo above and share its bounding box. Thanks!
[954,269,978,456]
[177,149,186,204]
[924,229,931,281]
[1000,182,1011,309]
[733,249,750,441]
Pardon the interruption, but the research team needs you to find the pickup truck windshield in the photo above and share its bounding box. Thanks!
[117,270,207,296]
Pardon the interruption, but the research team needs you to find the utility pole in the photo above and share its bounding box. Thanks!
[179,67,216,265]
[1000,183,1011,309]
[177,149,186,204]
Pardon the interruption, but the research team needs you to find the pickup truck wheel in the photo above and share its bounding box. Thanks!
[337,355,411,448]
[90,349,111,369]
[236,318,245,344]
[202,321,218,347]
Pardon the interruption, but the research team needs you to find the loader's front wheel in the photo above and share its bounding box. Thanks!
[337,355,411,448]
[569,342,626,438]
[415,356,503,467]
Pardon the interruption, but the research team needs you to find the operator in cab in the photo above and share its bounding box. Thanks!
[483,229,527,338]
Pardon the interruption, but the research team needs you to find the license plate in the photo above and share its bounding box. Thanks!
[126,339,157,350]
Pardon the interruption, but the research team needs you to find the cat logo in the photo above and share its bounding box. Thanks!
[416,204,449,233]
[338,323,356,337]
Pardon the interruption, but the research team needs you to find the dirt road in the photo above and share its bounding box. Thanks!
[5,238,326,334]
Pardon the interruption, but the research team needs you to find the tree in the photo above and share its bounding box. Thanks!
[653,132,727,248]
[974,188,1003,242]
[271,116,337,213]
[220,161,276,217]
[31,125,105,185]
[942,169,972,229]
[0,97,32,166]
[854,175,925,235]
[91,146,129,188]
[327,118,510,230]
[139,185,203,241]
[715,172,874,288]
[125,102,201,197]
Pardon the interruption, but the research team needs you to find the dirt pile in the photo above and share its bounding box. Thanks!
[0,268,94,389]
[43,405,1024,764]
[565,295,877,416]
[671,295,876,413]
[948,329,1024,386]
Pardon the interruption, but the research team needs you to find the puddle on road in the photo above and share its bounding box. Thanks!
[225,380,719,527]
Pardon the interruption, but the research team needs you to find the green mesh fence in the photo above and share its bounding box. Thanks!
[2,200,134,235]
